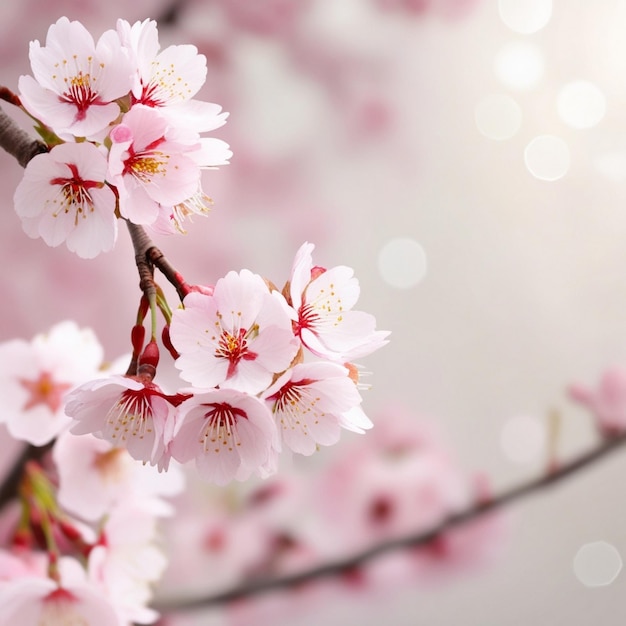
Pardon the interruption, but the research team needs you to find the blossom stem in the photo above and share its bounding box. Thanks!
[155,430,626,612]
[0,104,47,168]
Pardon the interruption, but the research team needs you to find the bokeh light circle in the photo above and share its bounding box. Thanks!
[557,80,606,129]
[378,238,427,289]
[573,542,623,587]
[524,135,571,181]
[498,0,552,34]
[494,41,545,91]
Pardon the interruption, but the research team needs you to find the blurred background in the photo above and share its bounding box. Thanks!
[3,0,626,624]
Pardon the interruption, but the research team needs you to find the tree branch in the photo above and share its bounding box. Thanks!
[125,221,157,301]
[0,443,53,512]
[147,246,191,301]
[0,105,47,168]
[155,430,626,612]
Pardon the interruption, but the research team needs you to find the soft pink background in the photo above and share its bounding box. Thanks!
[2,1,626,624]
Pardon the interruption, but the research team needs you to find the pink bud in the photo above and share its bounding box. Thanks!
[138,340,160,374]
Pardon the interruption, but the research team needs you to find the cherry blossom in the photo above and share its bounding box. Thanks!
[170,269,300,395]
[289,242,389,361]
[14,142,118,258]
[315,410,470,553]
[0,577,122,626]
[107,105,202,225]
[52,431,185,521]
[18,17,133,140]
[116,18,229,133]
[264,361,371,455]
[170,389,279,485]
[569,367,626,435]
[65,373,179,470]
[0,321,103,446]
[88,503,168,624]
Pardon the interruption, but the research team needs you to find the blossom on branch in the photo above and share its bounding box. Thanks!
[170,269,300,395]
[263,361,372,455]
[13,16,231,258]
[0,577,123,626]
[116,18,229,133]
[65,373,179,470]
[0,320,103,446]
[14,142,117,258]
[289,242,390,361]
[170,389,279,485]
[569,366,626,436]
[107,105,202,225]
[18,17,133,141]
[52,431,185,521]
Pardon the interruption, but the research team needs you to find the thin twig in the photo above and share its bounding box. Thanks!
[147,246,191,300]
[155,430,626,612]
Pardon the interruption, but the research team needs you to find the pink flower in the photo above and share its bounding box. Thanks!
[18,17,133,140]
[290,242,389,361]
[263,362,372,455]
[65,373,179,470]
[52,431,185,521]
[88,504,168,624]
[170,269,300,395]
[14,142,117,258]
[107,105,202,225]
[170,389,279,485]
[0,578,122,626]
[116,18,229,132]
[569,367,626,435]
[0,321,103,446]
[315,409,470,553]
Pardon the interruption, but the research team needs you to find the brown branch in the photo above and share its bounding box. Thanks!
[126,223,191,302]
[125,221,157,300]
[0,443,53,512]
[0,105,47,168]
[154,430,626,612]
[147,246,191,301]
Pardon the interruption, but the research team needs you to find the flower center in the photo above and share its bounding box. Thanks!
[19,371,72,413]
[122,141,169,183]
[93,447,127,482]
[40,588,87,626]
[268,379,321,435]
[105,388,155,443]
[61,70,100,120]
[214,327,258,379]
[49,163,102,224]
[200,402,247,453]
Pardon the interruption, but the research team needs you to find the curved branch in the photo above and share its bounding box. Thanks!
[125,221,157,300]
[0,106,47,168]
[147,246,191,301]
[155,430,626,612]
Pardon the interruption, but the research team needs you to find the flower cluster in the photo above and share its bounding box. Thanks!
[0,323,184,625]
[13,17,231,258]
[65,242,389,485]
[0,432,184,625]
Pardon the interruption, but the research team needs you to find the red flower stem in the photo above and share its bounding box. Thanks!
[154,430,626,611]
